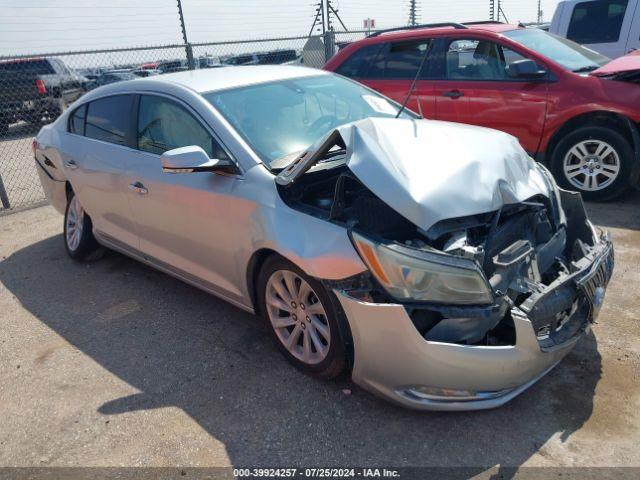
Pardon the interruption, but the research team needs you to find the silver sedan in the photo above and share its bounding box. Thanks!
[35,66,613,410]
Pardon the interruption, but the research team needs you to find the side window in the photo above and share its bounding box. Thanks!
[335,44,382,78]
[445,39,526,81]
[366,40,431,79]
[137,95,229,159]
[68,104,87,135]
[380,40,431,78]
[85,95,133,145]
[567,0,628,44]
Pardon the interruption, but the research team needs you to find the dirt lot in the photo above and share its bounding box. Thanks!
[0,192,639,473]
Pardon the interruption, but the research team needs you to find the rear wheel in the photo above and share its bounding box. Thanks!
[550,126,632,201]
[257,256,346,379]
[64,192,101,260]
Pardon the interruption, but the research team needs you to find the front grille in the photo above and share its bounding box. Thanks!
[578,246,614,302]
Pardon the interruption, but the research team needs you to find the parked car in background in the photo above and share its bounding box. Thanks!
[87,71,138,90]
[139,62,160,71]
[325,21,640,201]
[34,66,613,410]
[0,57,86,134]
[198,55,224,69]
[157,60,188,74]
[550,0,638,58]
[132,69,160,77]
[223,49,298,66]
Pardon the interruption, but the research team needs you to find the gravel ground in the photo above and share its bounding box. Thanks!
[0,192,638,472]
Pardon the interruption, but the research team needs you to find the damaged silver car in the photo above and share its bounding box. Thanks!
[34,66,613,410]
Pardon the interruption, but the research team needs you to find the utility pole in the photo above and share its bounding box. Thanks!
[176,0,194,70]
[537,0,543,23]
[408,0,419,26]
[326,0,348,32]
[308,1,324,37]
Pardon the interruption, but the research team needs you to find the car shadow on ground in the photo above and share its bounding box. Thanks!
[0,233,603,472]
[585,189,640,230]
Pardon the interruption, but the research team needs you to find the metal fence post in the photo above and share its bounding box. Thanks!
[0,174,10,210]
[186,43,195,70]
[323,30,335,63]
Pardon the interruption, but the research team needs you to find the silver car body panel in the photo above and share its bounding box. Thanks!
[279,117,550,232]
[336,291,577,411]
[34,66,613,410]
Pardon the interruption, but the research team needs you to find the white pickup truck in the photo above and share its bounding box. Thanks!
[550,0,640,58]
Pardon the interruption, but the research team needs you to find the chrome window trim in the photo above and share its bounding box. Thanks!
[63,89,243,175]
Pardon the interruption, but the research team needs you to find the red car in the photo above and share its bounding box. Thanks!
[324,22,640,201]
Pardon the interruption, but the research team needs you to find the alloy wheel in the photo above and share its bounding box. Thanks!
[65,196,84,252]
[562,139,620,192]
[265,270,331,365]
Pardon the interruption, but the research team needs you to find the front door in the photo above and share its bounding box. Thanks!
[433,38,549,154]
[125,94,245,301]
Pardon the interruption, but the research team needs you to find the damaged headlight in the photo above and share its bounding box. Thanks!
[351,232,493,305]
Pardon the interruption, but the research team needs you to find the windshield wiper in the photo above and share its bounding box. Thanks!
[573,65,599,73]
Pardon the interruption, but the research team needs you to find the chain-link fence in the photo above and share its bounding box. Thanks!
[0,32,381,214]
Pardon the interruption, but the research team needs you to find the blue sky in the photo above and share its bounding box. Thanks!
[0,0,562,56]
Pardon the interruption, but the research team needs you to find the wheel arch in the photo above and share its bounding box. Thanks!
[246,247,355,371]
[246,248,282,315]
[544,110,639,165]
[65,181,73,201]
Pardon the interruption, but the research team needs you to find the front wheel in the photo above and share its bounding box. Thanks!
[64,192,101,260]
[550,126,632,201]
[257,256,347,379]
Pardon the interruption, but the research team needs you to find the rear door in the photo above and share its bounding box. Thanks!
[432,37,549,155]
[334,39,436,117]
[63,94,139,249]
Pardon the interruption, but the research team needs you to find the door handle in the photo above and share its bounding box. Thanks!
[64,159,78,170]
[128,182,148,195]
[442,89,464,99]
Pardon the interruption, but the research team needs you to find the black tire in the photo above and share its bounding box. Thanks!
[550,126,632,202]
[63,191,101,260]
[257,255,347,379]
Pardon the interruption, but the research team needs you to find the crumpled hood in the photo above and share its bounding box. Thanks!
[277,117,550,232]
[590,50,640,76]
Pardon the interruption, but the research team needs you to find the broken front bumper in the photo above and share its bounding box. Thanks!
[335,235,613,411]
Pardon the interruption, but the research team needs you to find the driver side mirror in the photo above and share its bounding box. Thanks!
[160,146,237,174]
[507,59,547,79]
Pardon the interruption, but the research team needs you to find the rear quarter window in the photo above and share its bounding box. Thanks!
[68,104,87,135]
[85,95,133,146]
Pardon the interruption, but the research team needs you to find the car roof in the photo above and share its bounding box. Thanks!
[369,22,521,41]
[143,65,329,93]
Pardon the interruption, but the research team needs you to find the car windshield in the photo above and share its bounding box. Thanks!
[504,28,610,72]
[203,74,413,168]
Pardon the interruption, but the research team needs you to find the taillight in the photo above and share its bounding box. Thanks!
[32,139,38,155]
[35,78,46,94]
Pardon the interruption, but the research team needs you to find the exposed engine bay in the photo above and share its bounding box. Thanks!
[279,161,613,350]
[275,118,613,351]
